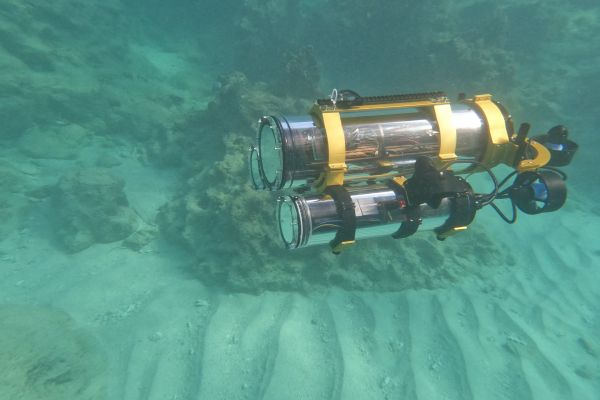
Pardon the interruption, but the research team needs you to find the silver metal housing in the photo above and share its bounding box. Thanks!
[250,104,487,191]
[277,187,452,249]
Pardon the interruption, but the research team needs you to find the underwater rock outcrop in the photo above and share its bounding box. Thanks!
[52,168,138,253]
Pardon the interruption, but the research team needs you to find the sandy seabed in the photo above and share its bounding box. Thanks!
[0,146,598,400]
[1,0,598,398]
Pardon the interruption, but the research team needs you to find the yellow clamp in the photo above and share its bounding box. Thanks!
[469,94,510,169]
[433,103,457,166]
[314,111,347,192]
[514,139,551,172]
[331,240,355,254]
[437,226,468,240]
[392,176,407,186]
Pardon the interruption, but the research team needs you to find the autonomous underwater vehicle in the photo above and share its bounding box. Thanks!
[248,90,578,254]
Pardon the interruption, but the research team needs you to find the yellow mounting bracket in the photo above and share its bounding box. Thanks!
[504,139,552,172]
[467,94,511,169]
[433,103,457,165]
[320,96,457,166]
[518,140,551,171]
[463,94,551,172]
[331,240,355,254]
[437,226,468,240]
[313,110,347,192]
[313,95,458,187]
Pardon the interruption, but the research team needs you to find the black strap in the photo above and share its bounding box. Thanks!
[387,179,421,239]
[404,156,477,240]
[434,192,476,240]
[324,185,356,254]
[404,156,469,208]
[393,206,421,239]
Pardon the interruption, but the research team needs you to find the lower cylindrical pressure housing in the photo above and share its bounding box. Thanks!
[276,186,452,249]
[250,104,489,191]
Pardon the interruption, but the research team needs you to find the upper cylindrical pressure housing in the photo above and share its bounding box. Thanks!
[249,92,511,191]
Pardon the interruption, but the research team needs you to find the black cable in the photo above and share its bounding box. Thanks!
[437,159,568,225]
[495,166,566,200]
[497,170,519,191]
[489,201,517,224]
[496,189,512,199]
[440,160,518,224]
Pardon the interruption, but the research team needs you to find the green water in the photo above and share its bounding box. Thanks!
[0,1,598,399]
